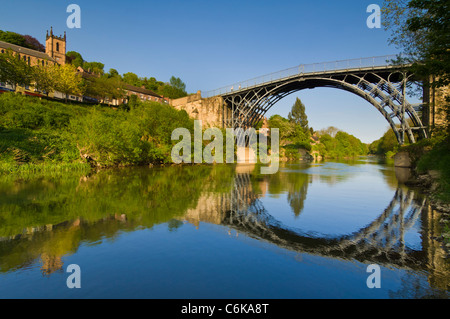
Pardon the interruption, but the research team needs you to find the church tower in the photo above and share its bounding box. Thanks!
[45,27,66,65]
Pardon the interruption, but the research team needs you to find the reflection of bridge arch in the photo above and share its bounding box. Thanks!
[206,56,428,144]
[224,173,426,269]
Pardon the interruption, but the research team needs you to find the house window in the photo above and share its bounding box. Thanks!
[28,57,30,65]
[56,42,59,52]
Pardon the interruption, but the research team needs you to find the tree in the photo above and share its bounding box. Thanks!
[83,61,104,75]
[106,68,120,79]
[83,75,125,104]
[66,51,84,68]
[0,49,33,89]
[32,64,56,95]
[52,64,83,102]
[318,126,340,138]
[169,76,186,92]
[23,35,45,52]
[382,0,450,130]
[0,30,28,48]
[0,30,45,52]
[122,72,142,87]
[383,0,449,85]
[288,98,309,132]
[268,115,295,141]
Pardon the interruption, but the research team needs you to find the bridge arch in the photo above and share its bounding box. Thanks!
[222,73,427,144]
[206,56,431,144]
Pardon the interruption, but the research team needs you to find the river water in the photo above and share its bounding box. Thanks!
[0,157,449,299]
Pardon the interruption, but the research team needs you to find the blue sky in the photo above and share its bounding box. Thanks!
[0,0,417,143]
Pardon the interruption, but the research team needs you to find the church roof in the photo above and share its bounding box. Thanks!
[0,40,56,62]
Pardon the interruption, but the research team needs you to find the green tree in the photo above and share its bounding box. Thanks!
[382,0,450,130]
[288,98,309,132]
[83,61,104,75]
[122,72,142,87]
[0,49,33,89]
[0,30,28,48]
[66,51,84,68]
[52,64,83,102]
[169,76,186,92]
[106,68,120,79]
[32,64,56,95]
[83,75,125,103]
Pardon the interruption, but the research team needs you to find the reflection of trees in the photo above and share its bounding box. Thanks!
[253,168,309,217]
[0,165,236,275]
[286,173,309,217]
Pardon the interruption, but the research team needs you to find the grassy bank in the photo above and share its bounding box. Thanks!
[0,92,194,173]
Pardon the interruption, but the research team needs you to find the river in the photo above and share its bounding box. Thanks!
[0,157,449,298]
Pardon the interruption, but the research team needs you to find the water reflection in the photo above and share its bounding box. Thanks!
[0,160,448,297]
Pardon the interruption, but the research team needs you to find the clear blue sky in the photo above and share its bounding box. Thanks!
[0,0,418,143]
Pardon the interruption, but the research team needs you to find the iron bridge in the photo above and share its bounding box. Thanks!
[204,55,428,144]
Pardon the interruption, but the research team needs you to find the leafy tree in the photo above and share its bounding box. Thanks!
[169,76,186,92]
[22,35,45,52]
[106,68,120,79]
[268,115,295,141]
[0,30,28,48]
[52,64,83,102]
[0,30,45,52]
[122,72,142,87]
[83,61,104,75]
[83,75,125,103]
[32,64,56,95]
[369,127,400,155]
[0,49,33,89]
[66,51,84,68]
[382,0,450,130]
[288,97,309,132]
[318,126,340,138]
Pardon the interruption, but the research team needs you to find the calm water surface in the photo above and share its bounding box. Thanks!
[0,158,449,298]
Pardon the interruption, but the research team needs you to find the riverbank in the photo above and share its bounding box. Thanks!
[0,92,195,173]
[397,136,450,256]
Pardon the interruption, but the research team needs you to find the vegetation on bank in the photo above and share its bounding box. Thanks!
[266,98,368,160]
[0,92,194,173]
[381,0,450,206]
[368,127,401,158]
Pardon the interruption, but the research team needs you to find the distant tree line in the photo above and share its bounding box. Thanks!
[66,50,188,99]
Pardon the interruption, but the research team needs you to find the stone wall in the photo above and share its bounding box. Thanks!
[423,79,449,133]
[170,91,230,128]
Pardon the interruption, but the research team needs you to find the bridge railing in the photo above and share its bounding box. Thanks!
[203,55,400,98]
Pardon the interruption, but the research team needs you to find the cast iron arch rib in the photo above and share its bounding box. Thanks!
[220,68,428,144]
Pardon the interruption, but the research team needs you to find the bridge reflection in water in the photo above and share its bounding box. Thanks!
[181,164,448,291]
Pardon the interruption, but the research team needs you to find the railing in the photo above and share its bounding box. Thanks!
[203,54,401,98]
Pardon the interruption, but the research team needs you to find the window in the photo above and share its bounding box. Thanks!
[28,57,30,65]
[56,42,59,52]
